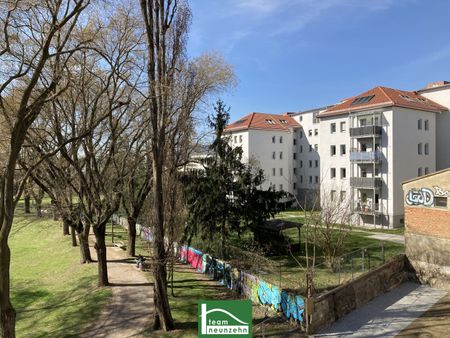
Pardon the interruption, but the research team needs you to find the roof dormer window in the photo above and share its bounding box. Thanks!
[265,119,274,124]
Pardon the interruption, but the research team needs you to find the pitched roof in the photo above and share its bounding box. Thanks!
[224,112,301,132]
[318,86,448,118]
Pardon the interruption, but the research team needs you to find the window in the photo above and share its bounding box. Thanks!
[315,160,319,168]
[359,118,367,126]
[424,167,429,175]
[279,136,283,143]
[265,119,275,124]
[279,152,283,159]
[279,184,283,191]
[279,119,288,124]
[330,123,336,133]
[314,144,318,151]
[300,175,303,183]
[331,168,336,178]
[293,139,297,145]
[309,160,312,168]
[293,153,297,160]
[330,145,336,156]
[272,152,276,159]
[418,167,422,176]
[239,135,243,143]
[300,145,303,153]
[435,197,447,208]
[293,182,297,189]
[418,119,422,130]
[351,95,375,105]
[308,129,312,136]
[309,145,313,152]
[313,112,319,124]
[272,168,276,176]
[299,116,303,122]
[234,136,237,143]
[280,168,283,176]
[340,121,346,132]
[315,176,319,184]
[418,143,422,155]
[300,160,303,168]
[425,119,429,130]
[309,176,312,184]
[272,136,276,143]
[314,129,318,136]
[340,191,346,202]
[340,144,346,155]
[331,190,336,201]
[293,168,297,174]
[299,131,303,139]
[340,168,346,179]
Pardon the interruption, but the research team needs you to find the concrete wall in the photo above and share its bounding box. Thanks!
[309,255,412,334]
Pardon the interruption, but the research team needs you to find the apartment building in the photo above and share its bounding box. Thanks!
[224,112,301,195]
[226,81,450,228]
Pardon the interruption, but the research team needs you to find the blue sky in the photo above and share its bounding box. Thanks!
[188,0,450,121]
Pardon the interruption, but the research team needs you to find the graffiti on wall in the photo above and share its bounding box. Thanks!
[434,186,449,197]
[406,188,434,206]
[406,185,449,207]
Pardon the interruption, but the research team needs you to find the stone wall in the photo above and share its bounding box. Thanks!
[405,231,450,289]
[309,255,413,333]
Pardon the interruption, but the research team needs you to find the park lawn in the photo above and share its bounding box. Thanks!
[10,213,111,338]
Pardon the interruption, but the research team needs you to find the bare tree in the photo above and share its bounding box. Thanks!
[0,1,90,336]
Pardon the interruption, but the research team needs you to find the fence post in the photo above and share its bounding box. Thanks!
[351,256,354,280]
[381,241,385,264]
[368,250,371,270]
[362,248,365,272]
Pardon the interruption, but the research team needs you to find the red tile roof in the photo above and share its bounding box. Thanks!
[225,112,301,132]
[318,86,448,117]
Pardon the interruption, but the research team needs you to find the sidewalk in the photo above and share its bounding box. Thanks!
[80,243,154,338]
[315,281,447,337]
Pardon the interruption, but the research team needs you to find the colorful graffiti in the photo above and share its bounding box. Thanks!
[281,291,305,321]
[257,280,281,310]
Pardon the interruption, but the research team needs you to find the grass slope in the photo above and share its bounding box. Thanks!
[10,214,111,338]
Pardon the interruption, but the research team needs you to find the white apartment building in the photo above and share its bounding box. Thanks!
[226,81,450,228]
[224,112,301,195]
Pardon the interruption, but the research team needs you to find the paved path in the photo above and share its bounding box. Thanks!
[80,243,154,338]
[315,282,447,337]
[363,232,404,244]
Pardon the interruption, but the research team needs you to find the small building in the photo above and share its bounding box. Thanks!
[402,168,450,289]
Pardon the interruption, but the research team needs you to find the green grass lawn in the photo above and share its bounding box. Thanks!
[10,213,112,338]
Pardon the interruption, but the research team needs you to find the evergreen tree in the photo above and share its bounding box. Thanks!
[183,100,285,258]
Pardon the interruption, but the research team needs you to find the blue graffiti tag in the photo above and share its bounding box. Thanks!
[281,291,305,321]
[257,280,281,310]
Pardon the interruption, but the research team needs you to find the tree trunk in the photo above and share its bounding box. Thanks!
[94,225,109,286]
[24,195,30,214]
[127,217,137,257]
[70,226,77,247]
[152,156,174,331]
[35,200,42,217]
[77,223,92,264]
[0,237,16,338]
[63,219,70,236]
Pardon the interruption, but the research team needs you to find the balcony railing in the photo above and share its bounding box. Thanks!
[350,177,382,189]
[350,150,381,163]
[354,203,382,215]
[350,125,382,138]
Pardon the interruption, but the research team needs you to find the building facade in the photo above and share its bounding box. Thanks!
[403,169,450,289]
[226,81,450,228]
[224,112,301,195]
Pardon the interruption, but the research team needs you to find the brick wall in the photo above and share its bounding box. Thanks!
[405,206,450,237]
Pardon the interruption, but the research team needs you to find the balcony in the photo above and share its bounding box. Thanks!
[350,125,382,138]
[350,150,381,163]
[350,177,382,189]
[354,203,382,216]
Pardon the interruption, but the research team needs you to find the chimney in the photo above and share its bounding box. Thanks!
[426,81,450,89]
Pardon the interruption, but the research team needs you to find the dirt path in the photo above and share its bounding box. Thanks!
[80,242,154,338]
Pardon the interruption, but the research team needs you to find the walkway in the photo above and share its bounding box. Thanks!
[315,281,447,337]
[80,242,154,338]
